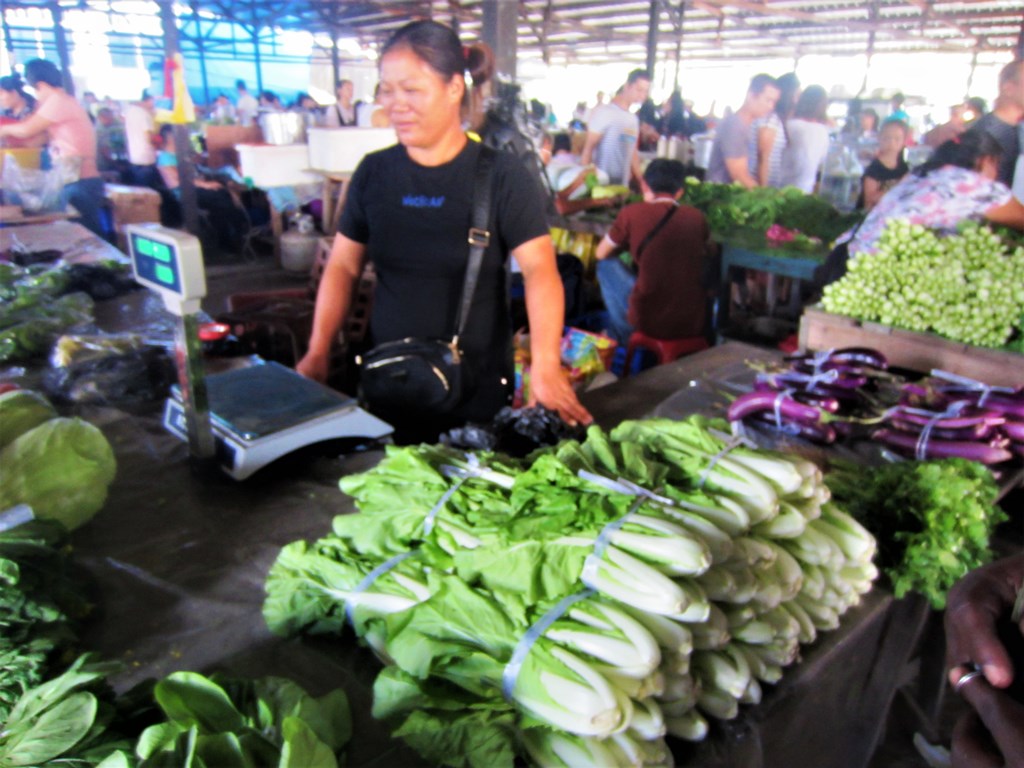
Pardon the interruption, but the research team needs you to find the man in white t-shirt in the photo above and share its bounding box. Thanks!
[235,80,258,127]
[123,91,160,187]
[581,70,651,188]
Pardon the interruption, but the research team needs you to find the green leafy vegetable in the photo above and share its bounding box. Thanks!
[828,458,1006,608]
[0,417,117,531]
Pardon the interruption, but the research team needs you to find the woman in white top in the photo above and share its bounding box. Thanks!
[780,85,831,193]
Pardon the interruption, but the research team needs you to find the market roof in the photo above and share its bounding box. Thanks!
[4,0,1022,65]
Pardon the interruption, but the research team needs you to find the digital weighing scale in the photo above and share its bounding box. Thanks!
[126,223,392,480]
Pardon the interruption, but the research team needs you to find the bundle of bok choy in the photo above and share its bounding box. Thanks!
[264,416,878,768]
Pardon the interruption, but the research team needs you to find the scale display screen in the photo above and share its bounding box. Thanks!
[131,233,181,293]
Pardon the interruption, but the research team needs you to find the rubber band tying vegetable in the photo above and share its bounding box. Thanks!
[345,550,418,628]
[930,369,1017,408]
[501,588,596,702]
[432,455,487,534]
[698,436,747,488]
[914,401,970,461]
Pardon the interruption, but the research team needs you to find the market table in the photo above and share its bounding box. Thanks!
[0,219,127,264]
[21,278,935,768]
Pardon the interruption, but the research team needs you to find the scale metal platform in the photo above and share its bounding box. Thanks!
[127,223,392,481]
[164,360,391,479]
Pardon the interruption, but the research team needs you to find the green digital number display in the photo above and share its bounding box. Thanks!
[131,233,181,294]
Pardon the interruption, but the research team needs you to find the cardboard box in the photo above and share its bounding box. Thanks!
[105,184,161,227]
[799,306,1024,387]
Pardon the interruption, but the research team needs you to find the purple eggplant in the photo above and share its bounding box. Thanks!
[747,412,837,444]
[873,428,1013,464]
[888,418,995,442]
[785,346,888,370]
[790,390,841,414]
[934,388,1024,418]
[887,404,1005,430]
[728,391,823,424]
[764,370,868,391]
[1001,420,1024,442]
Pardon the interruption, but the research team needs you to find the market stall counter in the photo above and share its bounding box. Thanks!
[22,274,933,768]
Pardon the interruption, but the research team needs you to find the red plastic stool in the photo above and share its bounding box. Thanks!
[624,331,709,375]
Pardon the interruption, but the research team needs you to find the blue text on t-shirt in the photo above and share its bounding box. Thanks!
[403,195,445,208]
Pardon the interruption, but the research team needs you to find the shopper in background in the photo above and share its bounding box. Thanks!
[706,73,780,188]
[857,120,910,211]
[922,102,969,149]
[593,158,711,346]
[234,79,258,126]
[324,79,357,127]
[841,131,1024,257]
[296,19,591,440]
[94,106,127,177]
[355,84,390,127]
[155,123,248,254]
[944,551,1024,767]
[580,69,651,188]
[886,92,911,125]
[967,59,1023,187]
[0,59,105,237]
[779,84,830,193]
[636,97,661,152]
[209,93,236,124]
[258,91,283,111]
[123,90,161,188]
[0,74,36,120]
[854,107,880,140]
[0,73,44,149]
[751,72,799,188]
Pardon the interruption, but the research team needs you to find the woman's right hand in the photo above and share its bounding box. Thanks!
[296,349,330,383]
[951,678,1024,768]
[944,553,1024,690]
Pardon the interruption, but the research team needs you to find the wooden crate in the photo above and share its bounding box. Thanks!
[799,306,1024,387]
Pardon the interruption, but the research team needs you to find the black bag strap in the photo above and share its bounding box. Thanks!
[635,203,679,263]
[452,144,496,342]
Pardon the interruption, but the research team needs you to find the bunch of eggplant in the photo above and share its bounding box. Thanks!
[727,348,890,444]
[880,373,1024,465]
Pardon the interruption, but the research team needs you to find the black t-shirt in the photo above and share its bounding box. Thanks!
[970,114,1019,187]
[857,156,909,209]
[339,140,549,419]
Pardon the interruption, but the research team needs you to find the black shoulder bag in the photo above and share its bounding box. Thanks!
[357,146,496,415]
[633,203,679,265]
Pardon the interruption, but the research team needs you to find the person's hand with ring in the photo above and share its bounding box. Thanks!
[944,552,1024,691]
[949,675,1024,768]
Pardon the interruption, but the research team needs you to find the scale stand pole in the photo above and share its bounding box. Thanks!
[175,313,215,459]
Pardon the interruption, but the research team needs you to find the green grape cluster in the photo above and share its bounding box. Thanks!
[821,220,1024,348]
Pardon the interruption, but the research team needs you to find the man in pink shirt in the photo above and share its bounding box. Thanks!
[0,59,105,237]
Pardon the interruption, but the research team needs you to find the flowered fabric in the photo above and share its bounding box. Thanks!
[845,165,1010,255]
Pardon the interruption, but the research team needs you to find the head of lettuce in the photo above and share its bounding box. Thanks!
[1,417,117,531]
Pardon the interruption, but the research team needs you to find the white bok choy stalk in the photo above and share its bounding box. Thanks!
[665,489,751,537]
[609,514,713,576]
[666,708,709,741]
[628,696,667,741]
[620,605,694,656]
[546,600,662,679]
[521,729,623,768]
[658,506,735,561]
[511,640,627,738]
[557,537,691,616]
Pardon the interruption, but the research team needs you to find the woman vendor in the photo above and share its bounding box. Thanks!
[842,131,1024,256]
[296,20,592,441]
[0,60,105,237]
